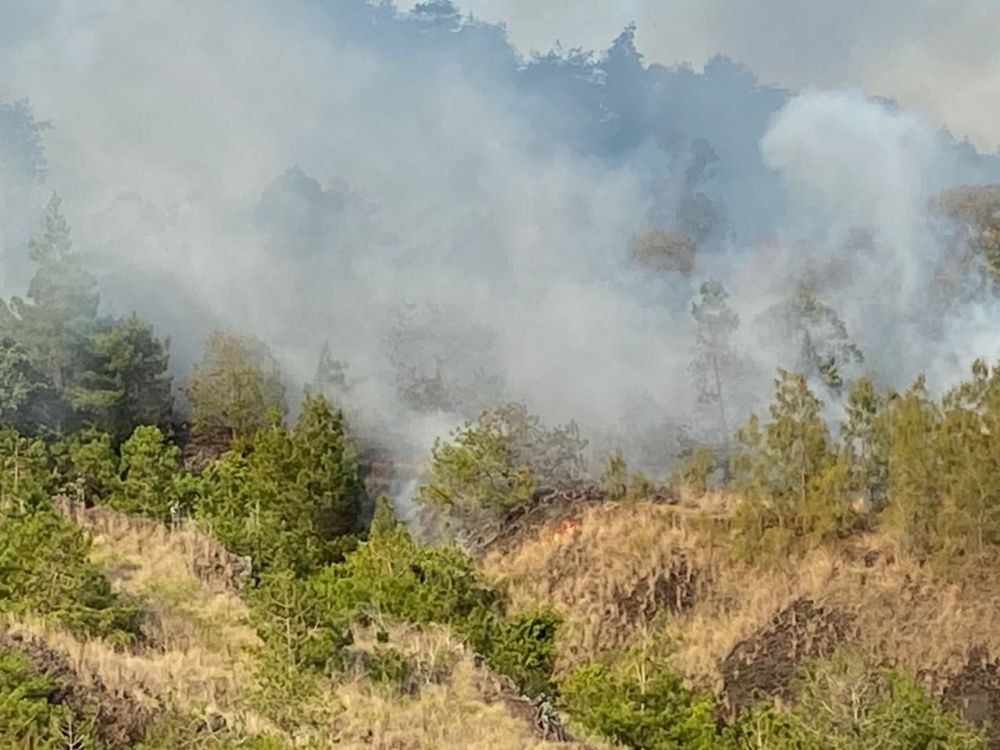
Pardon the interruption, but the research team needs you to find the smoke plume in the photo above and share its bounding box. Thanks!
[1,0,999,480]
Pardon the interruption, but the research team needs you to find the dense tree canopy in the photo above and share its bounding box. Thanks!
[196,394,364,575]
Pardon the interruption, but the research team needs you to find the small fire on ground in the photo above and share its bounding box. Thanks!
[543,518,582,545]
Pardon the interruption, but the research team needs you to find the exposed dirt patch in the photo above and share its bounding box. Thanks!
[0,628,157,748]
[720,598,857,713]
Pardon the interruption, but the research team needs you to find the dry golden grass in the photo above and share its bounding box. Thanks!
[482,501,714,671]
[57,498,251,594]
[334,663,549,749]
[1,527,264,731]
[0,614,253,714]
[2,506,267,731]
[89,528,257,655]
[86,521,260,716]
[485,498,1000,697]
[329,622,606,750]
[18,504,599,747]
[670,532,1000,693]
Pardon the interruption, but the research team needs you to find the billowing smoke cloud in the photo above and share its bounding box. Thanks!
[0,0,999,481]
[754,92,945,380]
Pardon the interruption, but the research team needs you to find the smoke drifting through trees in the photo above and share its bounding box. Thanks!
[2,1,1000,484]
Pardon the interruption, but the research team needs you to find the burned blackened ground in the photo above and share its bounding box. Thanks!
[940,649,1000,749]
[719,598,857,713]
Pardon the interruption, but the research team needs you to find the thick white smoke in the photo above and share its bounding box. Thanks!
[0,0,998,483]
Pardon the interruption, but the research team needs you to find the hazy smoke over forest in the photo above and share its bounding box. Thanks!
[2,0,1000,472]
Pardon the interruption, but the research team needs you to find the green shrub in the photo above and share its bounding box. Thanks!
[0,646,100,750]
[0,646,62,748]
[249,509,559,698]
[726,650,986,750]
[54,427,119,501]
[418,402,586,523]
[0,427,53,511]
[559,661,719,749]
[465,608,561,697]
[248,569,353,676]
[0,508,142,640]
[245,569,349,733]
[312,519,499,627]
[110,425,194,522]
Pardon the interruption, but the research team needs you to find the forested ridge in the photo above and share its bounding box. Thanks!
[2,186,1000,749]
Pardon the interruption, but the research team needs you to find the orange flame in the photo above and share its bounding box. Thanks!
[544,518,581,545]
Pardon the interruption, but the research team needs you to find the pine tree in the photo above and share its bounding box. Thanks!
[0,197,171,437]
[195,395,364,576]
[731,370,848,556]
[110,425,192,521]
[290,394,364,544]
[185,331,286,449]
[932,185,1000,289]
[935,360,1000,563]
[881,377,940,558]
[70,313,173,441]
[0,99,50,183]
[0,428,52,512]
[307,342,351,404]
[764,370,833,509]
[690,279,740,443]
[0,337,59,435]
[840,377,890,511]
[418,403,586,524]
[8,194,98,392]
[765,286,864,396]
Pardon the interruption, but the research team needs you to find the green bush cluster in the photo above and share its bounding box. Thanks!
[34,394,364,574]
[0,508,141,640]
[560,661,718,749]
[418,402,587,524]
[559,648,985,750]
[0,646,87,750]
[731,361,1000,571]
[196,394,364,576]
[247,498,560,701]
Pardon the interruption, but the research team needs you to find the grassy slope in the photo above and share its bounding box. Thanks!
[6,505,598,749]
[482,498,1000,712]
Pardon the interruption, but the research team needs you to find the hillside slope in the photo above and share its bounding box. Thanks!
[482,498,1000,744]
[1,502,603,750]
